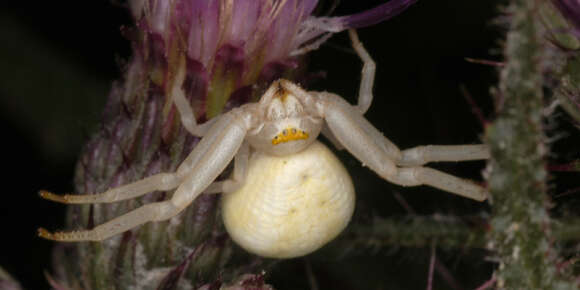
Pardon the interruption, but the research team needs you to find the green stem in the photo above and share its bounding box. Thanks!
[326,216,580,255]
[485,1,576,288]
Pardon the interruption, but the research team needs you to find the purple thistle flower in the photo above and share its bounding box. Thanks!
[48,0,417,289]
[129,0,417,118]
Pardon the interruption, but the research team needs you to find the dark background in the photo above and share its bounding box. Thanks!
[1,1,504,289]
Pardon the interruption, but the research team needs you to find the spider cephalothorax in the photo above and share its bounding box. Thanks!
[39,30,489,258]
[246,81,323,156]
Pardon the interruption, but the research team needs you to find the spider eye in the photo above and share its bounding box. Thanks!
[291,128,297,134]
[282,129,288,135]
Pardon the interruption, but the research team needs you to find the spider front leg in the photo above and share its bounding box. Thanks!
[321,29,374,149]
[39,173,183,204]
[398,144,490,166]
[204,141,250,194]
[39,110,251,241]
[171,55,217,136]
[320,93,488,201]
[348,29,375,115]
[39,109,245,205]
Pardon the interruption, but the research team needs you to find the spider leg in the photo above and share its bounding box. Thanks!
[349,29,375,115]
[40,112,242,205]
[39,173,182,204]
[38,201,178,241]
[171,55,216,136]
[321,93,486,201]
[321,92,402,162]
[320,123,345,150]
[39,110,252,241]
[398,144,490,166]
[204,141,250,194]
[384,167,486,201]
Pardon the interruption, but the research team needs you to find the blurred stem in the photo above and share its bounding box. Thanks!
[328,216,580,254]
[485,0,575,288]
[344,216,487,250]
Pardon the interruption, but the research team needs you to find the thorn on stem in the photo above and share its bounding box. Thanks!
[547,160,580,172]
[427,241,436,290]
[474,277,497,290]
[464,57,505,67]
[460,85,490,128]
[555,186,580,198]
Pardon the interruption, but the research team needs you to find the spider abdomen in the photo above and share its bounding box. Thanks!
[221,141,355,258]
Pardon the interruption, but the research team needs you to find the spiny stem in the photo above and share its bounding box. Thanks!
[485,0,576,288]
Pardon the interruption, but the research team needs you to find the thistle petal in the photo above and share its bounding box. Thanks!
[335,0,418,29]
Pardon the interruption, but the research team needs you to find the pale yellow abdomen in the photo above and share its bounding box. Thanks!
[221,141,355,258]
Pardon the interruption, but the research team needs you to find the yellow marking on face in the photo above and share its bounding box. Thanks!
[272,127,309,145]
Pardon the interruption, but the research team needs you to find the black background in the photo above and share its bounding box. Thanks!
[0,1,529,289]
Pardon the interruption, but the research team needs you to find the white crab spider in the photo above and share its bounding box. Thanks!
[39,30,489,258]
